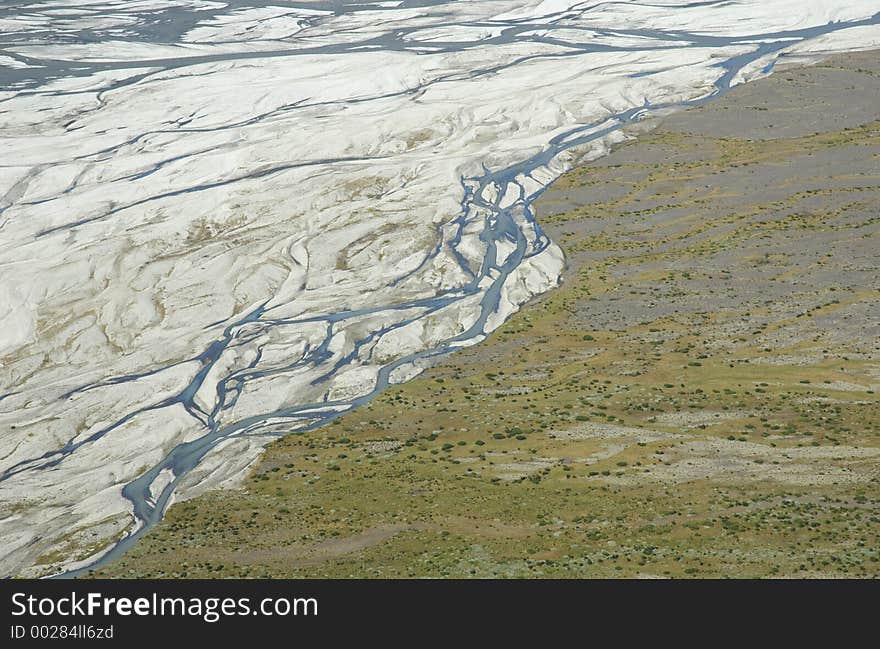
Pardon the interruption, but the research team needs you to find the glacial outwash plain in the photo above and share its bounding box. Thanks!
[91,49,880,579]
[1,2,879,578]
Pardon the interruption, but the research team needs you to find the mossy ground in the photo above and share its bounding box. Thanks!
[89,56,880,579]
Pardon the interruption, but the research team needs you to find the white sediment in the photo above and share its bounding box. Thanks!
[0,1,878,576]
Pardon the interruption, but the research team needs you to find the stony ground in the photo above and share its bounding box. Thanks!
[89,51,880,579]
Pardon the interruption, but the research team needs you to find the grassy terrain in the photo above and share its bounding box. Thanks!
[89,54,880,579]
